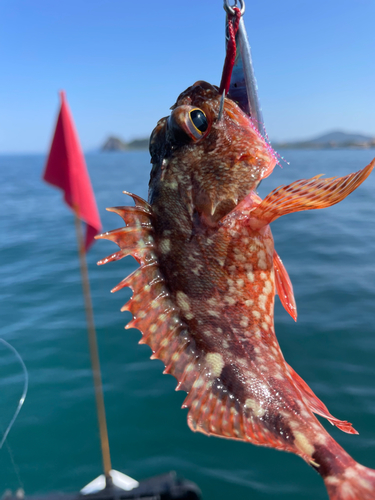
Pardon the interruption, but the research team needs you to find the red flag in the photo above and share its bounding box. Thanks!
[43,91,102,250]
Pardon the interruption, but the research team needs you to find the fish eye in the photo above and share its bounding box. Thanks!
[167,105,210,145]
[189,109,208,135]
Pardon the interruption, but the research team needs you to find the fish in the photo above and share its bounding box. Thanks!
[97,81,375,500]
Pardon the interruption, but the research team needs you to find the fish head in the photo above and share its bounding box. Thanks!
[149,81,277,225]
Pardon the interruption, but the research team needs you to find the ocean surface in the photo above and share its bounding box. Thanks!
[0,149,374,499]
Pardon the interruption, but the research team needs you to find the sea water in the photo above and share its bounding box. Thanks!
[0,149,374,499]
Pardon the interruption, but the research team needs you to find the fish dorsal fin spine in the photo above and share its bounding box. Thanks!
[97,193,201,396]
[107,205,153,227]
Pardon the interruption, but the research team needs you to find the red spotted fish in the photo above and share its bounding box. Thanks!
[97,81,375,500]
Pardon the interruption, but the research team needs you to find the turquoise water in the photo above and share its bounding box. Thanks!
[0,150,374,499]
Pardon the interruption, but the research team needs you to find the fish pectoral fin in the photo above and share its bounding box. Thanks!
[286,362,358,435]
[250,158,375,225]
[273,250,297,321]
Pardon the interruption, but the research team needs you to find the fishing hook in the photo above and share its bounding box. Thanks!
[218,90,226,121]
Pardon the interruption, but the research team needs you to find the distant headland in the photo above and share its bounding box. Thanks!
[101,130,375,152]
[101,136,149,151]
[272,131,375,150]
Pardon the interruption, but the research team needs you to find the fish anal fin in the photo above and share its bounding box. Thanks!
[251,159,375,226]
[273,250,297,321]
[286,362,358,435]
[183,373,296,453]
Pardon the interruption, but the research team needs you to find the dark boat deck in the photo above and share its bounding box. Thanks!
[2,472,201,500]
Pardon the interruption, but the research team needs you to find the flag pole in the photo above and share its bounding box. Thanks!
[73,209,113,488]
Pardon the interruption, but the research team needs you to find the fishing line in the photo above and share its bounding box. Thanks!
[0,427,24,491]
[0,339,29,450]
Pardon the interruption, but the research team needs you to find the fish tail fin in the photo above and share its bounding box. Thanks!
[325,463,375,500]
[250,158,374,225]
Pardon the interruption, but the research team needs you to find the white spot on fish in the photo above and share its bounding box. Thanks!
[235,253,246,263]
[341,483,355,498]
[263,280,272,295]
[176,291,191,312]
[258,259,267,270]
[165,179,178,189]
[240,316,249,328]
[159,238,171,254]
[206,353,225,377]
[207,297,219,307]
[271,346,279,357]
[258,294,267,311]
[194,377,204,389]
[315,433,328,445]
[245,398,265,417]
[258,250,266,260]
[294,432,315,456]
[247,271,255,282]
[172,352,180,362]
[325,476,340,486]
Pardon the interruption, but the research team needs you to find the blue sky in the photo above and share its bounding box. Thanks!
[1,0,374,153]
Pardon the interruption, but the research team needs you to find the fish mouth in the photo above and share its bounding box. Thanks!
[193,155,261,227]
[210,197,238,221]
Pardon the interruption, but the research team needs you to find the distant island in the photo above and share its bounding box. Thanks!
[102,136,149,151]
[101,130,375,152]
[273,131,375,150]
